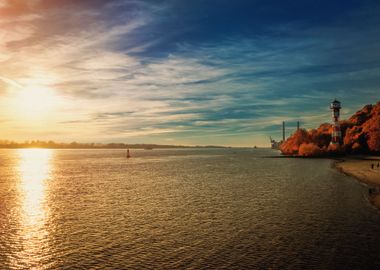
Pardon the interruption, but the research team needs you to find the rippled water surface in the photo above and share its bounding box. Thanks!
[1,148,380,269]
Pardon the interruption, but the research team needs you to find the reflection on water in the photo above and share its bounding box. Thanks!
[16,149,53,269]
[1,148,380,269]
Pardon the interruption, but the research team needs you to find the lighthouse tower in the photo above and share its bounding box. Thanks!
[330,99,342,145]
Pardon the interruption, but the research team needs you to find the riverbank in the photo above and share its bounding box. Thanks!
[335,157,380,209]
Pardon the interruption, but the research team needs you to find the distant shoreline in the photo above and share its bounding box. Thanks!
[0,146,228,151]
[0,143,228,149]
[335,157,380,210]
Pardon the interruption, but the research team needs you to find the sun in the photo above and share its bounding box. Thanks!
[11,86,61,121]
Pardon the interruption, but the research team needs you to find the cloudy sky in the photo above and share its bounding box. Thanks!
[1,0,380,146]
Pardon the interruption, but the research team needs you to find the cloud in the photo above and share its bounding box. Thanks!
[0,76,24,89]
[1,0,380,145]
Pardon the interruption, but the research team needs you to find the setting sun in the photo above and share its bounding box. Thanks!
[11,86,60,121]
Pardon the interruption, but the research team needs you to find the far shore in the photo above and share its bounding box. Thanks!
[0,145,228,150]
[335,156,380,210]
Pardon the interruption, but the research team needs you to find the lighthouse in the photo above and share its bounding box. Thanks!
[330,99,342,145]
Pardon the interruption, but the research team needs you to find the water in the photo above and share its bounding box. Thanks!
[1,148,380,269]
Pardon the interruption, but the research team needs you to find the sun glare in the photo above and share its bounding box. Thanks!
[11,86,61,121]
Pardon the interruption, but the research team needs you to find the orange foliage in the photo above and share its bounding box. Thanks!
[281,101,380,156]
[298,143,322,156]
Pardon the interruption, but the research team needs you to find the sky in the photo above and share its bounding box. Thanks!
[1,0,380,146]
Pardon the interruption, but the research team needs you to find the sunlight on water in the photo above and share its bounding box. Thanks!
[1,148,380,269]
[15,149,53,269]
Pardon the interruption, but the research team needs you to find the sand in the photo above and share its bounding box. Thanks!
[335,157,380,209]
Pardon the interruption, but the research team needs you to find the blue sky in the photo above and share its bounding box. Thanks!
[1,0,380,146]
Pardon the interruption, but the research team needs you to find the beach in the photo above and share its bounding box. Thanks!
[336,157,380,209]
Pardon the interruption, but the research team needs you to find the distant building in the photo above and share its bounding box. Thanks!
[270,136,282,149]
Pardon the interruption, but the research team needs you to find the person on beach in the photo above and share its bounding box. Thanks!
[371,163,374,169]
[377,162,379,168]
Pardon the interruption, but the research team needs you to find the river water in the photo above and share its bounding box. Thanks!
[0,148,380,269]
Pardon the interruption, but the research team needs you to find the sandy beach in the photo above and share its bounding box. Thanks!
[336,157,380,209]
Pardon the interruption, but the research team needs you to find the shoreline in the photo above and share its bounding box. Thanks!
[335,156,380,210]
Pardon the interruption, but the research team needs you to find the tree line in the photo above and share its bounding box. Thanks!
[0,140,224,149]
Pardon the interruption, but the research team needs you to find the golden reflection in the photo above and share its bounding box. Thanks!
[16,148,53,268]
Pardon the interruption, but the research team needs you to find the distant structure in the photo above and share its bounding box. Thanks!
[270,122,286,149]
[270,121,301,149]
[270,136,282,149]
[330,99,342,145]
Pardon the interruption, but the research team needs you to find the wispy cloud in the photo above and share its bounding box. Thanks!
[1,0,380,145]
[0,76,24,89]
